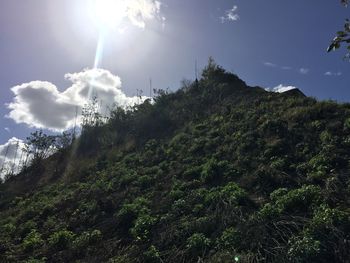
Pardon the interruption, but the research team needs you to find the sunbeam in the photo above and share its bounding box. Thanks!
[94,32,106,69]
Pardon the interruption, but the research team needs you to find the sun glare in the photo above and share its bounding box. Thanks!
[89,0,127,30]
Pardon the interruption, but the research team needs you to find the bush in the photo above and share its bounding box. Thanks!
[22,229,43,252]
[272,185,322,214]
[344,118,350,130]
[130,214,157,241]
[171,199,188,215]
[258,186,323,220]
[18,220,37,239]
[287,234,321,262]
[310,205,349,231]
[137,175,155,189]
[307,205,350,256]
[2,223,16,237]
[218,227,240,250]
[73,229,102,250]
[23,257,47,263]
[116,197,151,229]
[48,230,75,250]
[143,245,162,263]
[183,166,202,180]
[204,182,248,208]
[186,233,211,256]
[201,158,224,183]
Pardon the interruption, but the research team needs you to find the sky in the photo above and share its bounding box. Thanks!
[0,0,349,171]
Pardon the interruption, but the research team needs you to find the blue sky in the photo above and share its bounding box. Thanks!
[0,0,349,148]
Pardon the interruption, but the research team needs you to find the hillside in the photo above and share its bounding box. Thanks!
[1,61,350,263]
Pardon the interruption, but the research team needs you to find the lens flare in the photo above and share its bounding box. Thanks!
[94,32,105,69]
[89,0,127,30]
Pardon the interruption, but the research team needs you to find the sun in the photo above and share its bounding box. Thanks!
[89,0,127,30]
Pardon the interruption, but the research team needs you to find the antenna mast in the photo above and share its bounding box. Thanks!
[149,78,153,98]
[195,59,199,87]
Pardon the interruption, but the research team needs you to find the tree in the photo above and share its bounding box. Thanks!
[25,130,56,162]
[54,131,73,151]
[81,96,104,129]
[327,1,350,59]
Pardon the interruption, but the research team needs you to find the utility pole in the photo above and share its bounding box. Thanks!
[149,78,153,98]
[195,59,199,87]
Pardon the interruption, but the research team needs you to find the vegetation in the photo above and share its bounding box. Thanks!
[1,60,350,262]
[328,0,350,59]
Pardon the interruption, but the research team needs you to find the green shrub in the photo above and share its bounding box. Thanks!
[119,170,138,188]
[218,227,240,250]
[287,234,321,262]
[43,216,61,232]
[18,220,37,238]
[344,118,350,130]
[201,158,224,183]
[73,229,102,250]
[273,185,322,214]
[143,245,161,263]
[131,214,157,241]
[171,198,191,216]
[186,233,211,256]
[23,257,47,263]
[137,175,155,189]
[310,205,348,231]
[168,188,185,200]
[204,182,247,208]
[183,166,202,180]
[270,187,288,201]
[258,203,280,219]
[116,197,151,229]
[2,223,16,237]
[48,230,75,250]
[22,229,44,252]
[259,186,322,220]
[307,154,331,181]
[270,157,287,170]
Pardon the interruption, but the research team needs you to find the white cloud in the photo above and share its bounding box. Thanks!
[299,68,309,74]
[266,84,297,93]
[263,62,277,67]
[263,62,291,70]
[7,68,149,131]
[125,0,163,28]
[0,137,26,179]
[4,127,10,133]
[263,63,309,74]
[324,71,342,76]
[220,5,239,23]
[89,0,164,29]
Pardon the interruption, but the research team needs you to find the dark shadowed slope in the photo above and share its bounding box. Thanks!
[1,61,350,263]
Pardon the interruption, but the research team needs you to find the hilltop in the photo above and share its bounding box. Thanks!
[1,60,350,263]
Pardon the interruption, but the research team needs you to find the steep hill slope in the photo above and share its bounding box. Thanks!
[1,61,350,263]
